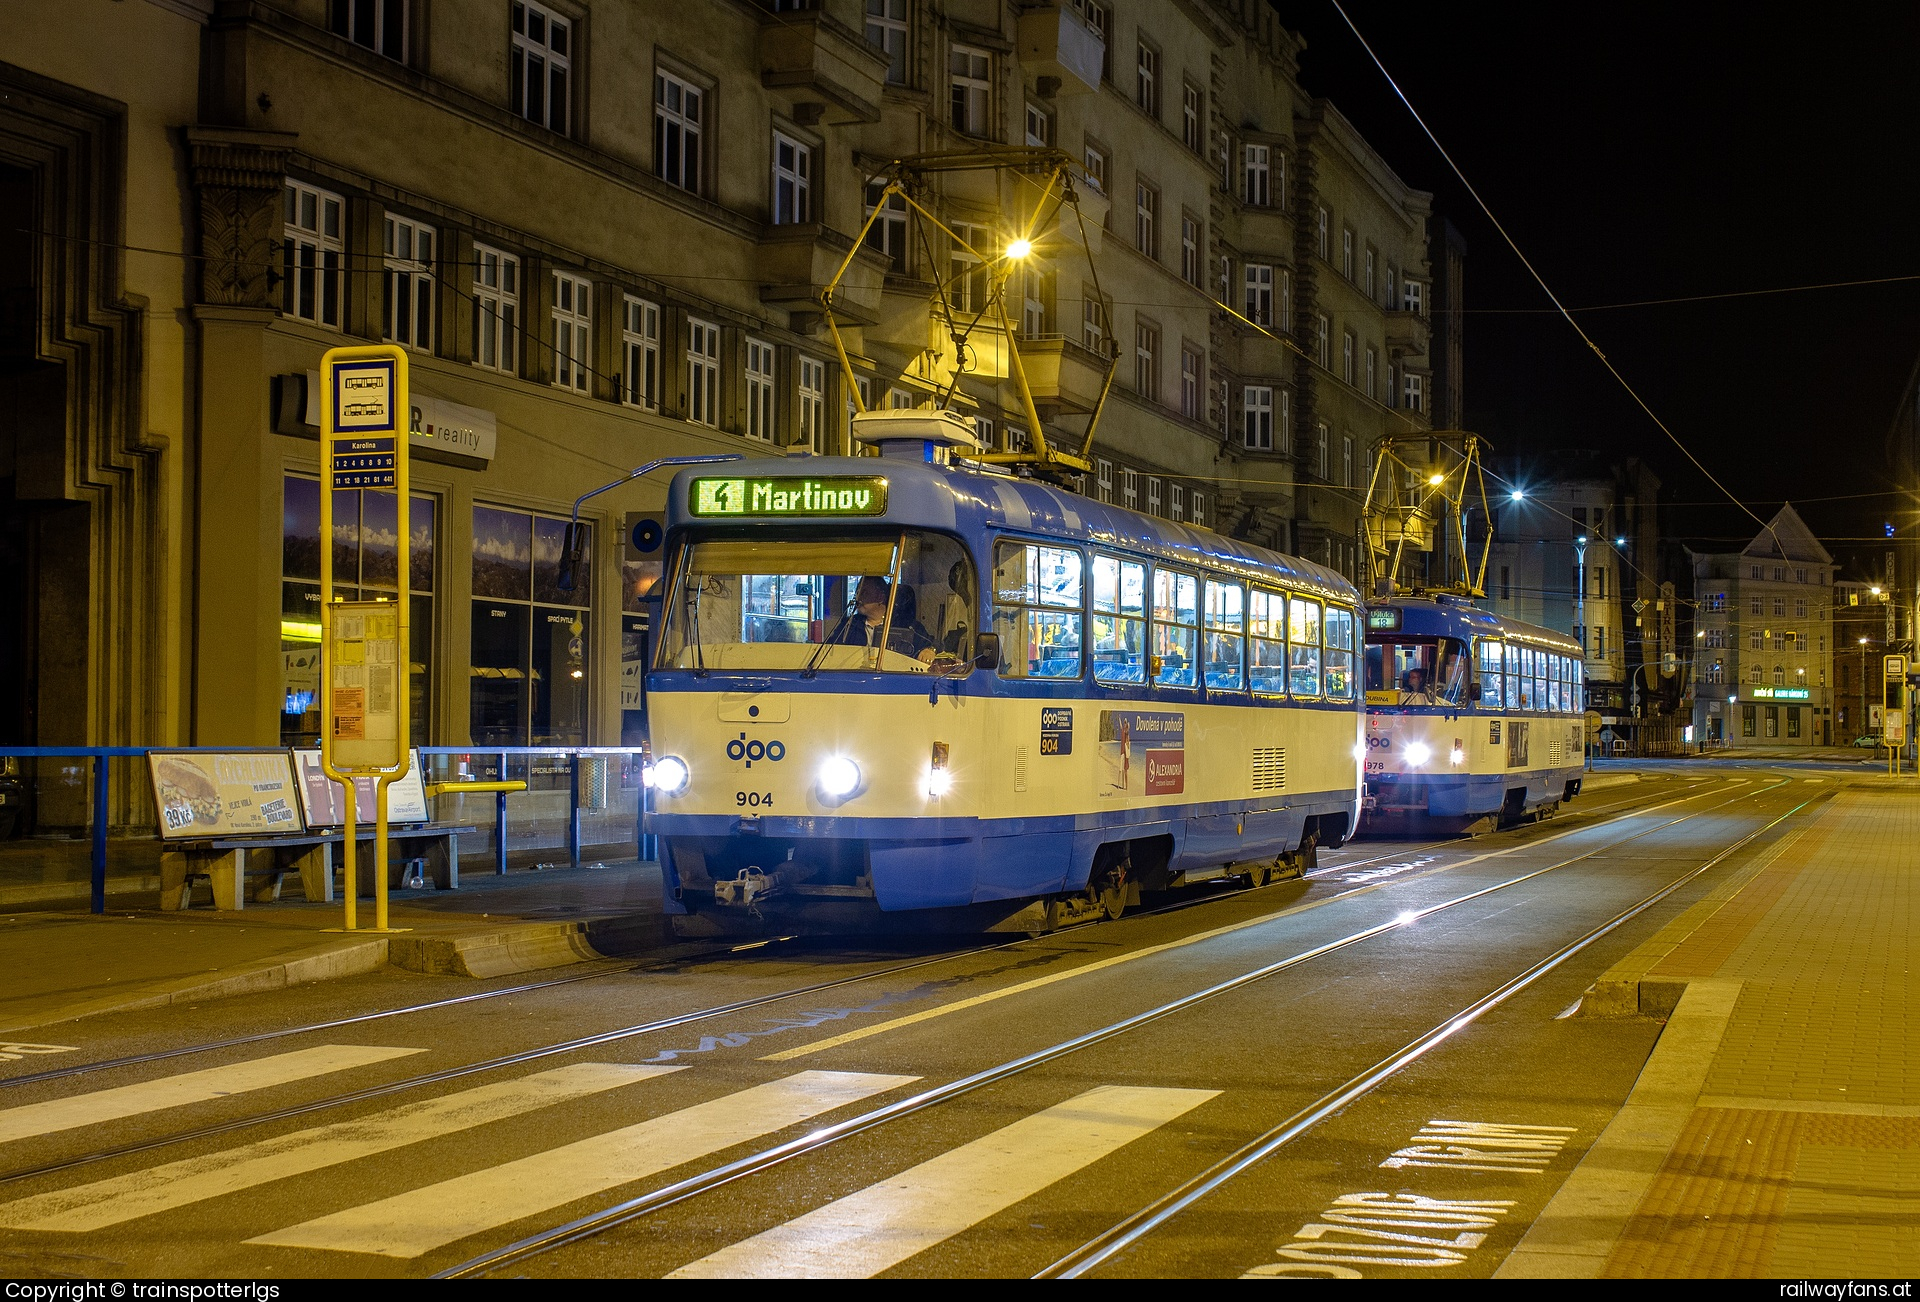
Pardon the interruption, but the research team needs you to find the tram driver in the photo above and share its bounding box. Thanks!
[832,575,938,664]
[1399,666,1438,706]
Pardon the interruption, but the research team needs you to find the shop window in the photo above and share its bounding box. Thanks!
[282,181,343,329]
[471,505,592,746]
[1742,704,1756,736]
[281,475,435,748]
[473,245,519,375]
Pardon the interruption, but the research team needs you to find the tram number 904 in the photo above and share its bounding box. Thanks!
[736,791,773,808]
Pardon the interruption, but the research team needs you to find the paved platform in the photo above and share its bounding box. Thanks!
[1501,780,1920,1277]
[0,859,668,1037]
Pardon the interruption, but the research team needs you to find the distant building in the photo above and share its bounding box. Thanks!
[1428,216,1466,432]
[1485,453,1670,750]
[1833,576,1895,740]
[1686,504,1836,746]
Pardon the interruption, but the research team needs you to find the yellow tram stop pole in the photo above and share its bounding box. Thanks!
[319,343,415,933]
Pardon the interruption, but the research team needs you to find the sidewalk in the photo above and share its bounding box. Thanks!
[0,859,668,1037]
[1500,778,1920,1277]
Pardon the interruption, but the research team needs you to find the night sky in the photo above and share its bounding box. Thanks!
[1273,2,1920,575]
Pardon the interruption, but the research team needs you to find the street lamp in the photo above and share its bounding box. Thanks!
[1509,488,1525,501]
[1860,636,1871,741]
[1005,238,1032,260]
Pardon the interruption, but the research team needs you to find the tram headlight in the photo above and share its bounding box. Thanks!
[1449,746,1466,766]
[652,755,691,796]
[818,756,863,800]
[1403,742,1432,768]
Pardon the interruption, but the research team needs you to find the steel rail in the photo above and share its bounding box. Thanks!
[1039,788,1822,1278]
[437,776,1784,1279]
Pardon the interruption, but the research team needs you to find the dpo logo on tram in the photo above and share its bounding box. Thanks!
[726,733,787,768]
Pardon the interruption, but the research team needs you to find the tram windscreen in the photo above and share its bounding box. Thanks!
[1363,637,1470,704]
[655,531,978,673]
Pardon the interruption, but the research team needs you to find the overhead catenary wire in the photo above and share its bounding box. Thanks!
[1323,0,1784,554]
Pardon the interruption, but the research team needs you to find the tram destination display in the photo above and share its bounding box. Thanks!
[690,476,889,518]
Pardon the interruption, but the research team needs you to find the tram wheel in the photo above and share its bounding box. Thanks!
[1098,881,1128,920]
[1242,861,1271,889]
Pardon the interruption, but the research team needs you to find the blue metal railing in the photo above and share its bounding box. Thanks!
[0,744,649,915]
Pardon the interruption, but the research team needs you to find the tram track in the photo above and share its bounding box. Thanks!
[437,774,1793,1278]
[0,773,1755,1199]
[1,775,1674,1098]
[1039,788,1822,1278]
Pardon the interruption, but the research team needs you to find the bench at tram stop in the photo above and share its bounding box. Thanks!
[158,824,484,911]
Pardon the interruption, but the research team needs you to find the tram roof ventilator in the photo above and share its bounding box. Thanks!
[851,409,984,466]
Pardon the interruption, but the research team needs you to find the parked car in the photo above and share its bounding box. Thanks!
[1853,734,1884,748]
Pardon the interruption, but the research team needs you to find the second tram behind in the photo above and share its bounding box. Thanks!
[1360,595,1587,833]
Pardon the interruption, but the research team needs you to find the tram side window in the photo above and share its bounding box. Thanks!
[1556,655,1570,712]
[1532,650,1548,713]
[1477,638,1502,709]
[1248,588,1288,694]
[1092,554,1147,683]
[1203,580,1246,691]
[993,541,1084,679]
[1152,568,1201,687]
[1324,605,1355,699]
[1503,643,1521,709]
[1546,654,1561,713]
[1288,596,1321,697]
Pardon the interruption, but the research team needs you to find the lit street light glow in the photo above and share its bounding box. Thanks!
[1005,238,1032,259]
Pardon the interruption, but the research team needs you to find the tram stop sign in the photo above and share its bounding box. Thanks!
[1885,655,1909,748]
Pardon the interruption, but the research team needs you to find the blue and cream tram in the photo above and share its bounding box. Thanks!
[642,411,1365,934]
[1360,596,1587,833]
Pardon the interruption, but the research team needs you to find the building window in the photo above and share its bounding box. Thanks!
[1084,143,1108,195]
[1707,660,1724,685]
[1749,663,1763,685]
[1025,101,1054,147]
[1315,422,1329,478]
[864,0,908,85]
[1402,371,1424,412]
[1279,267,1292,332]
[1122,466,1138,510]
[1364,345,1377,399]
[1342,434,1354,487]
[1180,346,1202,420]
[1279,388,1292,451]
[1403,279,1425,314]
[470,505,591,747]
[1315,313,1330,367]
[1773,565,1785,582]
[1082,293,1107,355]
[1750,564,1764,579]
[1146,476,1162,516]
[382,215,435,352]
[1181,216,1200,285]
[1072,0,1112,81]
[329,0,406,60]
[1341,329,1356,385]
[1243,385,1273,450]
[1742,703,1756,736]
[687,318,721,426]
[864,180,908,273]
[948,224,988,315]
[510,1,571,134]
[745,339,776,442]
[1190,492,1206,528]
[1365,245,1377,299]
[972,416,995,451]
[1170,482,1185,522]
[1773,596,1786,617]
[1342,228,1355,280]
[1096,457,1114,504]
[551,271,591,393]
[796,355,826,452]
[280,476,435,748]
[1705,592,1726,611]
[1749,629,1762,650]
[473,245,519,375]
[1245,263,1273,327]
[1135,41,1158,117]
[950,45,991,135]
[281,181,343,329]
[1796,567,1808,583]
[1020,265,1048,337]
[654,71,704,193]
[1316,206,1329,259]
[617,296,660,408]
[1182,82,1203,152]
[1749,594,1763,615]
[1135,320,1159,400]
[771,132,812,224]
[1244,143,1270,206]
[1795,596,1808,618]
[1774,664,1785,686]
[1135,180,1158,259]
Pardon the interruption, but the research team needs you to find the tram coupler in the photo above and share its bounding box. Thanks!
[715,867,780,908]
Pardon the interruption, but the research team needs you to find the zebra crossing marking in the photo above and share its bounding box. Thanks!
[670,1084,1219,1279]
[0,1044,422,1146]
[248,1069,919,1259]
[0,1062,677,1233]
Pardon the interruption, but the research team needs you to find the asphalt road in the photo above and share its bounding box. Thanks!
[0,766,1832,1279]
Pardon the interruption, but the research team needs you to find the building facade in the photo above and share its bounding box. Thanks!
[1687,504,1836,746]
[4,0,1447,828]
